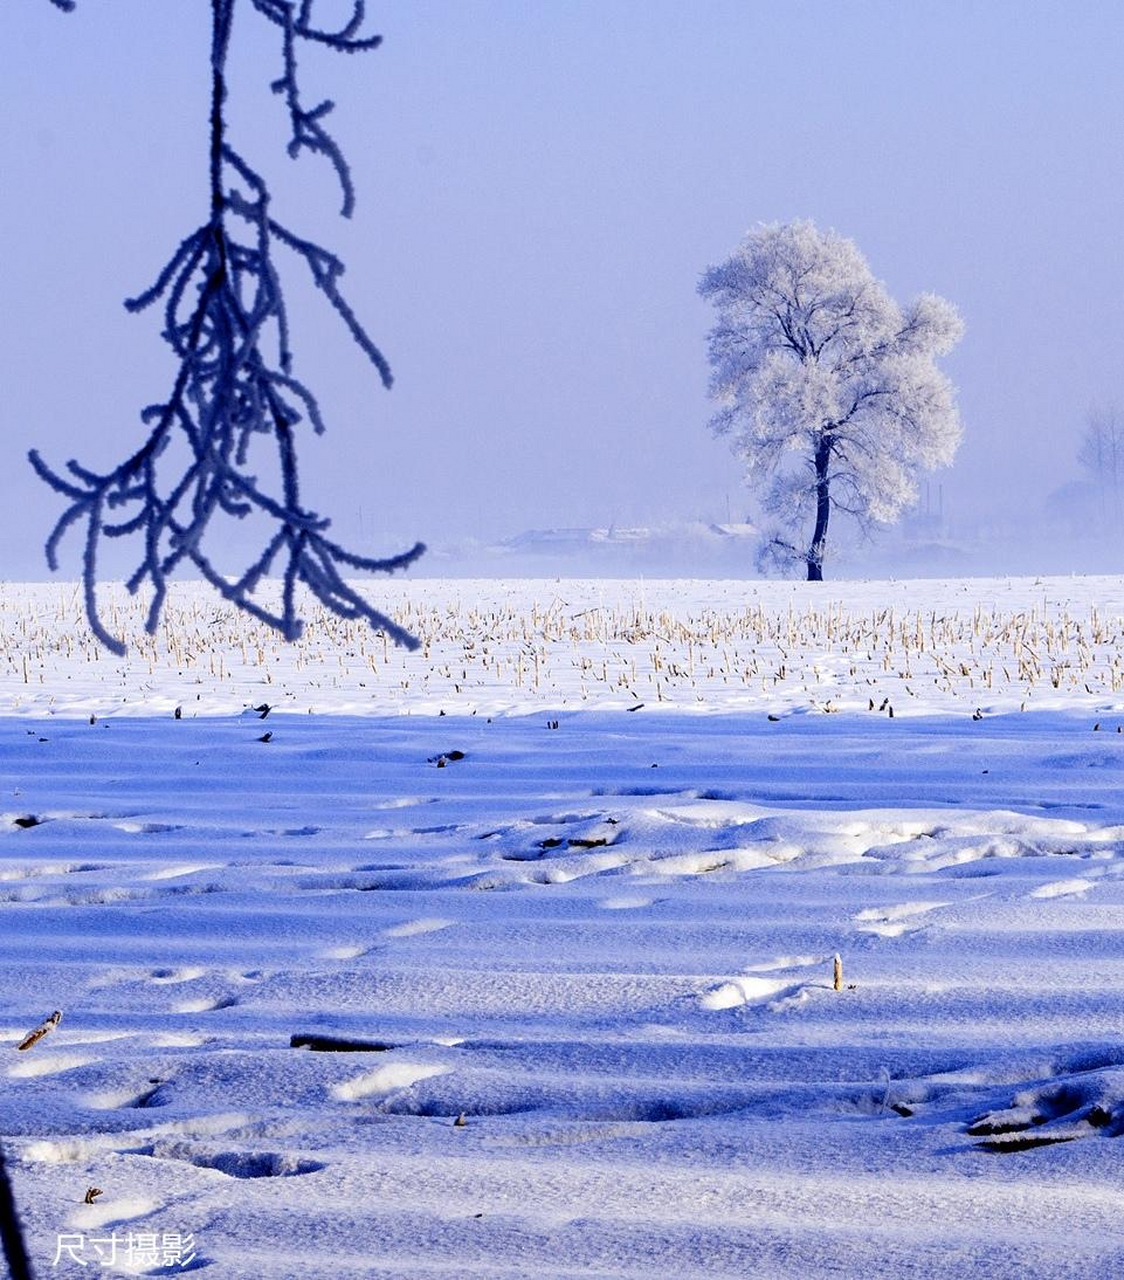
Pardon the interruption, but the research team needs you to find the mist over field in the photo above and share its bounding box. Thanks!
[5,1,1124,585]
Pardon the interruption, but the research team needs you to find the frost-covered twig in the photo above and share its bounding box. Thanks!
[30,0,423,655]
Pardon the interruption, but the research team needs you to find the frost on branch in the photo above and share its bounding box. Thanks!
[30,0,424,655]
[699,220,963,580]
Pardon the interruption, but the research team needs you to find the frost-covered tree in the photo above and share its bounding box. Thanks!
[30,0,424,654]
[699,220,963,580]
[1077,403,1124,531]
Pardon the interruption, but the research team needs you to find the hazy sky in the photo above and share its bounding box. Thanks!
[4,0,1124,579]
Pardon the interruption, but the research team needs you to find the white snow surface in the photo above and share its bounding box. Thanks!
[3,577,1124,1277]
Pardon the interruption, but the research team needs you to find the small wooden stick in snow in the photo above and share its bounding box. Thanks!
[17,1011,61,1051]
[833,955,843,992]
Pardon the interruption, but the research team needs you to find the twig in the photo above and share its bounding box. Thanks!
[30,0,423,654]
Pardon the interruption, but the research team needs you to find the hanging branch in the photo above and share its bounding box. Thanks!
[30,0,423,655]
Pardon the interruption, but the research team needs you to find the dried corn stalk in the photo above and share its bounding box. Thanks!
[17,1011,61,1051]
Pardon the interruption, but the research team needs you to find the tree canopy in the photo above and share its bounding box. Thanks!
[700,220,963,579]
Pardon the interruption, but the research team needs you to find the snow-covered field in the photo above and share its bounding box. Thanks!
[5,578,1124,1277]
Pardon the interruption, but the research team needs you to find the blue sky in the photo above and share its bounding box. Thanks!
[4,0,1124,577]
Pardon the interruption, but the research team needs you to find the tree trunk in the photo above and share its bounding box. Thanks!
[0,1140,33,1280]
[806,438,832,581]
